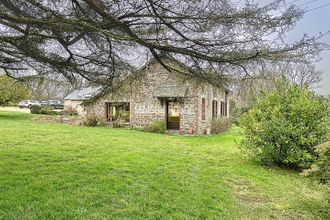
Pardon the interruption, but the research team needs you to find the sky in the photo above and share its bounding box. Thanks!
[260,0,330,95]
[286,0,330,95]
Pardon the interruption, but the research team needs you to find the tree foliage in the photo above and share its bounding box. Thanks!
[240,80,328,169]
[0,0,324,94]
[303,141,330,185]
[0,75,29,106]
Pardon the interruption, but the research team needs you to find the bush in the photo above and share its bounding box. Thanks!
[40,106,58,115]
[31,105,58,115]
[144,120,166,133]
[210,117,232,134]
[302,141,330,184]
[61,107,78,116]
[81,115,103,127]
[240,80,328,169]
[112,120,124,128]
[0,75,29,106]
[30,105,42,114]
[229,100,249,126]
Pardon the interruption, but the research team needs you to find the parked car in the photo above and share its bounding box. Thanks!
[40,100,64,109]
[18,100,41,108]
[49,100,64,109]
[40,100,49,106]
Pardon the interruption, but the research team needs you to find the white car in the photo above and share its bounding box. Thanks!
[18,100,41,108]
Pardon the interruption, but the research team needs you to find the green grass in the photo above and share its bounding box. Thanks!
[0,112,329,219]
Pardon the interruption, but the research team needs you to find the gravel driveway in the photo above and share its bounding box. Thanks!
[0,106,31,113]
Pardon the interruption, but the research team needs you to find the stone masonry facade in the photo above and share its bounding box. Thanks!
[86,61,229,135]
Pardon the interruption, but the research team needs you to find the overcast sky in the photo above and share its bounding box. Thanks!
[259,0,330,95]
[287,0,330,95]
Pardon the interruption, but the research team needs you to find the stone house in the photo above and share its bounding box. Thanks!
[64,87,99,116]
[86,61,229,135]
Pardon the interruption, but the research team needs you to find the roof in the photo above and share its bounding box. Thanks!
[154,85,187,98]
[64,87,100,101]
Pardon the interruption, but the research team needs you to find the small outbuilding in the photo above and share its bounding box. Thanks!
[64,87,99,116]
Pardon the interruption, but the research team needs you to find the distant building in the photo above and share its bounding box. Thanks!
[64,87,99,116]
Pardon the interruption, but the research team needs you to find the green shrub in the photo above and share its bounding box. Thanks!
[211,117,232,134]
[302,141,330,184]
[39,106,58,115]
[30,105,42,114]
[31,106,58,115]
[82,115,103,127]
[229,100,248,126]
[61,107,78,116]
[144,120,166,133]
[240,80,328,169]
[112,120,124,128]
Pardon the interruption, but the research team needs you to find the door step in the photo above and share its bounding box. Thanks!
[166,129,180,135]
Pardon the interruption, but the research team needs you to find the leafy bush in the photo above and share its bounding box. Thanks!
[30,105,42,114]
[112,120,124,128]
[81,115,104,127]
[211,117,232,134]
[229,100,248,126]
[144,120,166,133]
[61,107,78,116]
[31,106,58,115]
[302,141,330,184]
[40,106,58,115]
[240,81,328,169]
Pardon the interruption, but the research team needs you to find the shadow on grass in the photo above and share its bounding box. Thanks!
[290,198,330,219]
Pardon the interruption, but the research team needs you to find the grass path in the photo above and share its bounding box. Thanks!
[0,112,329,219]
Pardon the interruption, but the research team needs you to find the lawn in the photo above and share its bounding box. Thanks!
[0,112,329,219]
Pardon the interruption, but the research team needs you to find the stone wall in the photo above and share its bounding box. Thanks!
[64,100,86,116]
[195,85,227,134]
[86,61,228,135]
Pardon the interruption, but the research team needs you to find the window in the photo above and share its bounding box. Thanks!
[224,91,228,117]
[220,102,227,117]
[220,102,225,117]
[220,101,227,117]
[202,98,206,121]
[106,102,130,123]
[220,92,229,117]
[212,100,218,118]
[224,102,227,117]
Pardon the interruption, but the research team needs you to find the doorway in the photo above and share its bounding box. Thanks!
[166,101,180,130]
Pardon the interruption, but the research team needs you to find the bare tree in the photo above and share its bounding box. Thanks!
[0,0,324,95]
[257,61,322,88]
[280,63,321,88]
[230,60,322,111]
[25,75,80,100]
